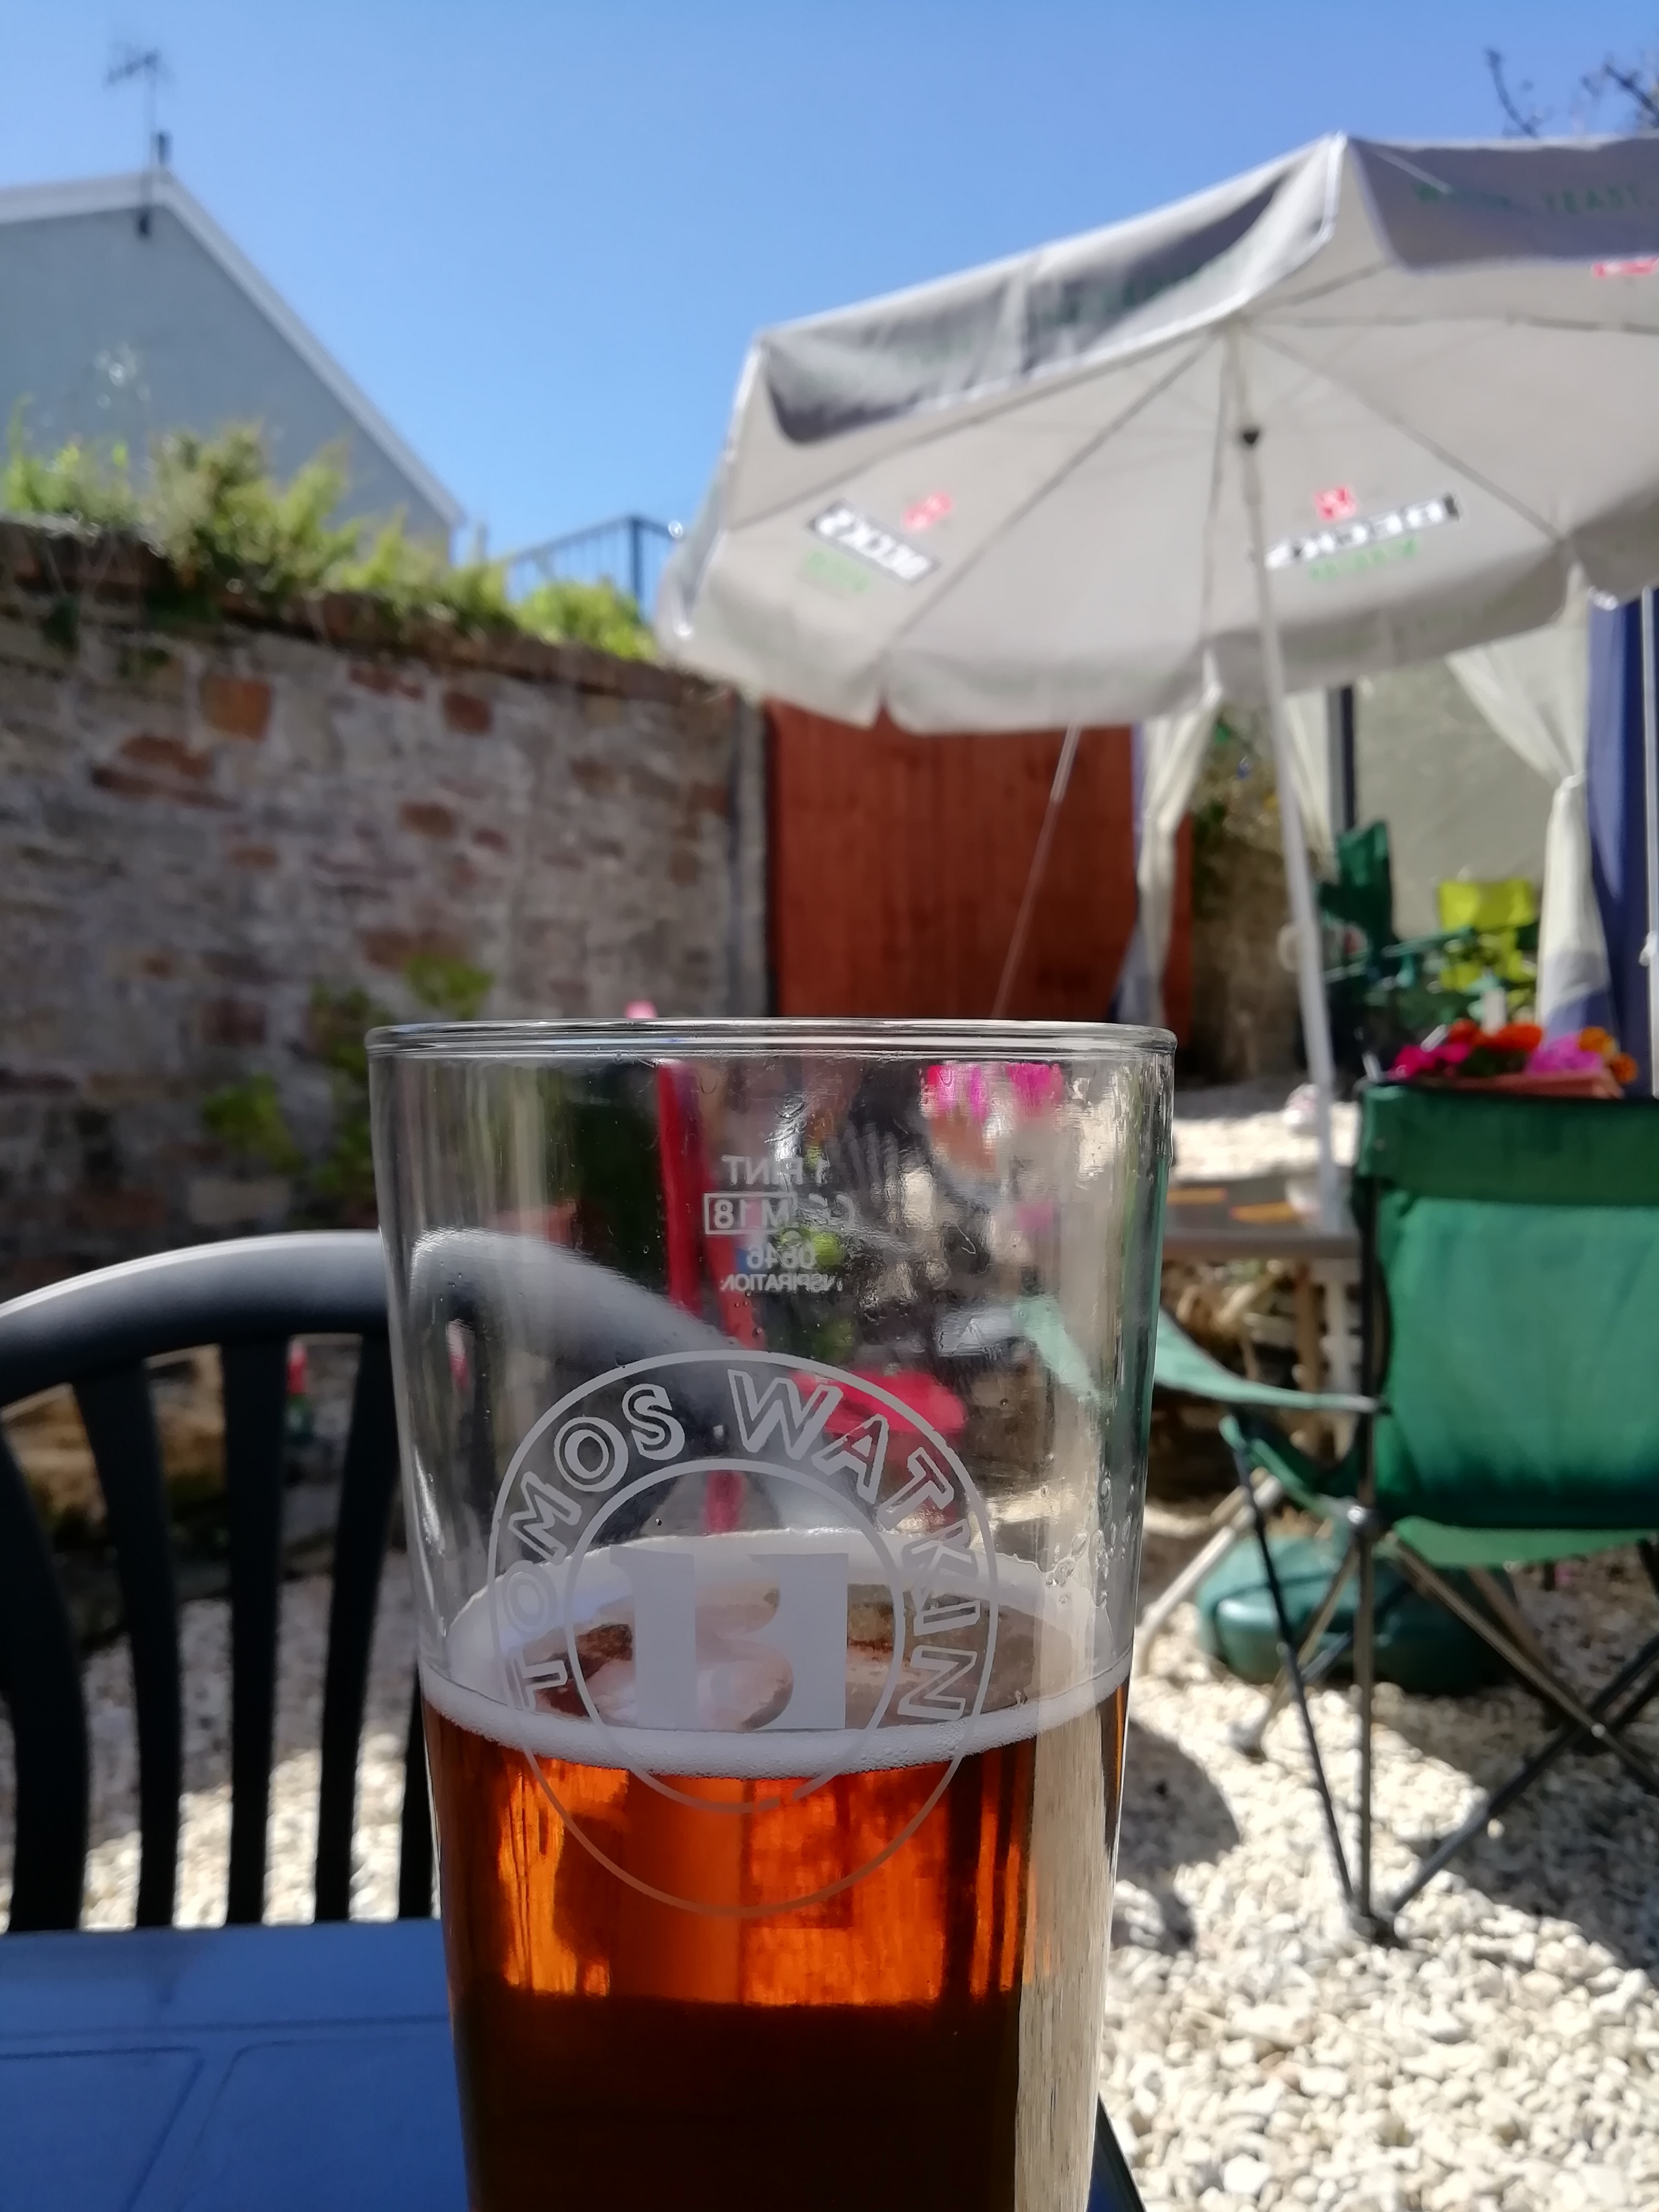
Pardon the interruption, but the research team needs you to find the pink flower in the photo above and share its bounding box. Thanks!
[924,1061,993,1121]
[1391,1044,1437,1078]
[923,1063,958,1116]
[1009,1061,1064,1112]
[1437,1041,1471,1066]
[1526,1038,1603,1075]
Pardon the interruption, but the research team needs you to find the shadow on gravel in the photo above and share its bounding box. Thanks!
[1368,1690,1659,1970]
[1113,1720,1241,1951]
[1350,1548,1659,1968]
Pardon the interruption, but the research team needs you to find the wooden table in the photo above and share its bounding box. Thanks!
[1162,1174,1361,1415]
[1161,1172,1359,1265]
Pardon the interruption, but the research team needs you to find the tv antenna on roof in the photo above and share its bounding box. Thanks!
[106,43,170,233]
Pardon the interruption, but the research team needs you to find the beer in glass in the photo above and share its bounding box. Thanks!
[371,1021,1170,2211]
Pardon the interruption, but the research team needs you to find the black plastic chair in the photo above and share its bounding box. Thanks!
[0,1231,432,1933]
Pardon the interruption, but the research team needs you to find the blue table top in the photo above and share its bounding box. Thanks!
[0,1920,466,2212]
[0,1919,1140,2212]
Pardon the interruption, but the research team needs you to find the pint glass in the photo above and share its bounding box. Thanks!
[370,1019,1170,2212]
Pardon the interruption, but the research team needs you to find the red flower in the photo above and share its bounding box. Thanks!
[1487,1022,1543,1053]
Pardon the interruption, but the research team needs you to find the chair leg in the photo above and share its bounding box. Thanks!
[1090,2097,1147,2212]
[397,1683,437,1920]
[1390,1545,1659,1798]
[1136,1483,1276,1668]
[1231,1532,1357,1759]
[1388,1624,1659,1918]
[1291,1575,1416,1697]
[1355,1524,1381,1934]
[1229,1441,1354,1910]
[1467,1564,1554,1679]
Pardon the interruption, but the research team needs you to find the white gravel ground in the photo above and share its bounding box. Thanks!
[1109,1535,1659,2212]
[1172,1078,1360,1185]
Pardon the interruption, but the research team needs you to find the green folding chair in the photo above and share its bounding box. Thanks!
[1153,1083,1659,1934]
[1320,825,1457,1078]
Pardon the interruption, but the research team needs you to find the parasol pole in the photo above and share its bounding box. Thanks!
[1642,589,1659,1099]
[993,722,1082,1018]
[1230,335,1340,1229]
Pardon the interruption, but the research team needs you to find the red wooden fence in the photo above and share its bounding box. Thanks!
[767,705,1191,1033]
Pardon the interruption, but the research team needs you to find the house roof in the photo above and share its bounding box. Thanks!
[0,169,464,532]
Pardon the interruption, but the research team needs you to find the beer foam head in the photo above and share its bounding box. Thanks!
[430,1345,1130,1781]
[429,1533,1122,1779]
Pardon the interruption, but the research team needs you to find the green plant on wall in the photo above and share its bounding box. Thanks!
[202,957,495,1226]
[3,409,140,532]
[515,579,656,661]
[303,985,392,1224]
[403,954,492,1021]
[1189,711,1285,918]
[200,1073,305,1176]
[3,420,658,658]
[147,428,362,610]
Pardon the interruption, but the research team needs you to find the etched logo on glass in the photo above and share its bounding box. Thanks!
[484,1352,1000,1915]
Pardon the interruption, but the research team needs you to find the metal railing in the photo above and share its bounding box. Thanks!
[502,515,682,612]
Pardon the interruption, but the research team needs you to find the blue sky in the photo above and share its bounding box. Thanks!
[3,4,1656,552]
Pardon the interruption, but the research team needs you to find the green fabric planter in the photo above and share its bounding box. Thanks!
[1357,1084,1659,1206]
[1194,1533,1512,1695]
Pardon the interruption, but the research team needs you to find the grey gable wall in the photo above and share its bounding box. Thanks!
[0,205,452,542]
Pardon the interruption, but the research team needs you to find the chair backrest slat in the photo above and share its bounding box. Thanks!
[315,1332,401,1921]
[0,1430,88,1931]
[397,1682,434,1920]
[222,1337,296,1925]
[73,1364,181,1926]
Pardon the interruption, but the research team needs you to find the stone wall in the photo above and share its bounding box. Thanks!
[0,525,766,1292]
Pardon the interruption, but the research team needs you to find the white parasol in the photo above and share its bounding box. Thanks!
[661,133,1659,1219]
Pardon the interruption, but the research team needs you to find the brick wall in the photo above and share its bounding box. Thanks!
[0,526,766,1292]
